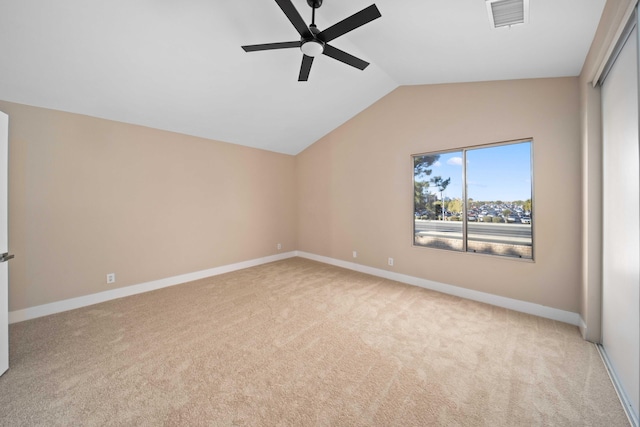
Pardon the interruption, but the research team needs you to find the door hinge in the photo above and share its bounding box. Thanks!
[0,252,14,263]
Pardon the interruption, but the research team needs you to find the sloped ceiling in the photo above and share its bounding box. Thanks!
[0,0,606,155]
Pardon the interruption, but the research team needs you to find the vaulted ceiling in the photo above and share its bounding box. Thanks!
[0,0,606,155]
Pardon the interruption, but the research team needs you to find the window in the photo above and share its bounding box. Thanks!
[413,140,533,259]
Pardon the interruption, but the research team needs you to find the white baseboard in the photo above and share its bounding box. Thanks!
[10,250,581,327]
[9,252,296,324]
[579,316,588,339]
[597,344,639,427]
[296,251,582,326]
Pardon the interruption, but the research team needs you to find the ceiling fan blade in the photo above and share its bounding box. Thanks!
[275,0,312,38]
[298,55,314,81]
[317,4,381,43]
[242,41,301,52]
[322,44,369,70]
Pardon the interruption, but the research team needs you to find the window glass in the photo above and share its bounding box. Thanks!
[414,151,463,251]
[413,140,533,260]
[466,142,533,259]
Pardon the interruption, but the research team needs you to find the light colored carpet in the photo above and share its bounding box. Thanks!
[0,257,629,426]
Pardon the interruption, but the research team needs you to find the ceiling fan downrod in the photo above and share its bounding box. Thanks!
[302,0,324,57]
[308,0,322,26]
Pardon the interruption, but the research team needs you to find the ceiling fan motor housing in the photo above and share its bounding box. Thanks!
[301,24,324,56]
[307,0,323,8]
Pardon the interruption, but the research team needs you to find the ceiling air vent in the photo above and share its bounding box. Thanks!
[486,0,529,29]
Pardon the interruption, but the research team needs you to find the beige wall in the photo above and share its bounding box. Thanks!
[1,101,297,312]
[6,6,626,318]
[297,78,582,312]
[578,0,636,341]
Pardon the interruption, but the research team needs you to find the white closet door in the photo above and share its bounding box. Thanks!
[0,111,8,377]
[601,21,640,424]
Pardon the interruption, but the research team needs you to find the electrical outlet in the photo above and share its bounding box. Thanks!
[388,258,394,266]
[277,243,282,250]
[106,273,116,284]
[353,251,357,258]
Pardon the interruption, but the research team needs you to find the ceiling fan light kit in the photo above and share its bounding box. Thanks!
[300,40,324,57]
[241,0,381,81]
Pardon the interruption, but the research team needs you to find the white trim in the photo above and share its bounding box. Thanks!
[9,252,296,324]
[10,250,581,327]
[597,344,639,427]
[296,251,581,326]
[579,316,588,340]
[592,0,639,87]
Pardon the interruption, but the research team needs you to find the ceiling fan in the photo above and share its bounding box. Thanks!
[241,0,382,81]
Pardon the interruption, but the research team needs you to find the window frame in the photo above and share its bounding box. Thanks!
[412,138,535,261]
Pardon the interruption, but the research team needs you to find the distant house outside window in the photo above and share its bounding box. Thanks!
[413,140,533,260]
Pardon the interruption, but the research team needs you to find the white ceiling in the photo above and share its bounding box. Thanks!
[0,0,606,155]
